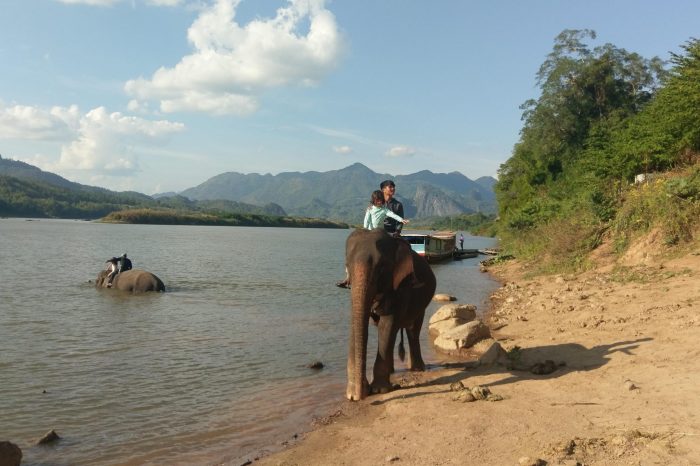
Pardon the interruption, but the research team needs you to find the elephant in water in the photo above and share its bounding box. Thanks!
[95,269,165,293]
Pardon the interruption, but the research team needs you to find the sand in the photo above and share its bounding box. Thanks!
[253,237,700,466]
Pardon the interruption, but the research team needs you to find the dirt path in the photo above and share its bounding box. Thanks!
[253,245,700,466]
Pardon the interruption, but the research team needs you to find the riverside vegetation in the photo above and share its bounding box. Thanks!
[492,30,700,271]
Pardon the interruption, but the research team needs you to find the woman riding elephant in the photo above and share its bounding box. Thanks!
[95,269,165,293]
[344,228,436,401]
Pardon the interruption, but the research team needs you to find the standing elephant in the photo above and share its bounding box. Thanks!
[95,269,165,293]
[344,228,436,401]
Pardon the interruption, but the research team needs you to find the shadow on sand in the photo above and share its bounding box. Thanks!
[370,337,653,405]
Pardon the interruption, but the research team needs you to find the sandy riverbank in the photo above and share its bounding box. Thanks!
[253,238,700,466]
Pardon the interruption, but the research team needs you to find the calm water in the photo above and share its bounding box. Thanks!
[0,219,498,465]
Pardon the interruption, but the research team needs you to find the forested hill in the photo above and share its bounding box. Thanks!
[179,162,497,223]
[0,156,151,202]
[0,156,288,220]
[494,30,700,271]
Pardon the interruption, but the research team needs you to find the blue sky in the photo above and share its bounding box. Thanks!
[1,0,698,195]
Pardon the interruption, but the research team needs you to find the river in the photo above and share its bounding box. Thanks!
[0,218,498,465]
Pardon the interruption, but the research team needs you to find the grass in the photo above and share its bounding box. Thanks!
[498,162,700,277]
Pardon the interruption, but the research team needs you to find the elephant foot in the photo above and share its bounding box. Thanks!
[346,379,369,401]
[408,359,426,371]
[370,379,394,395]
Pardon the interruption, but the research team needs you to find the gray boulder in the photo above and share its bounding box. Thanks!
[429,303,476,325]
[434,320,491,354]
[428,303,477,335]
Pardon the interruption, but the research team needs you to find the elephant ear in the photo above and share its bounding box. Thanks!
[392,240,415,290]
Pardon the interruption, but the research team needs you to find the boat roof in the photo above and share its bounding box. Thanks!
[403,230,455,239]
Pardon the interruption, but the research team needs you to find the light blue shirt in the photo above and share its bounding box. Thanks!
[363,205,404,229]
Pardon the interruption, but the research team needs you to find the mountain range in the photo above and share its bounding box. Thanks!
[1,155,496,223]
[179,163,497,224]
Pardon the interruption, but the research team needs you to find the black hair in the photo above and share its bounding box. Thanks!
[380,180,395,189]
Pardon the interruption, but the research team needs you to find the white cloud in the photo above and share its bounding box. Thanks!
[386,145,416,158]
[0,103,80,140]
[3,102,185,178]
[333,145,352,154]
[146,0,183,5]
[125,0,344,115]
[57,107,185,175]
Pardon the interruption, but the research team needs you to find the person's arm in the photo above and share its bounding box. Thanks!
[385,208,406,224]
[363,208,372,229]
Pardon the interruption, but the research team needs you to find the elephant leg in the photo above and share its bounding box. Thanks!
[405,313,426,371]
[371,315,398,394]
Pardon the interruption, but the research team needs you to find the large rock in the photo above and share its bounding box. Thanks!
[429,304,477,325]
[433,320,491,354]
[0,441,22,466]
[428,303,477,335]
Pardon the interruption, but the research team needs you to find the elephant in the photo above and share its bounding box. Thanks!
[344,228,436,401]
[95,269,165,293]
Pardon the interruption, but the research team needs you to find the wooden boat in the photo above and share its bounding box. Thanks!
[402,231,457,263]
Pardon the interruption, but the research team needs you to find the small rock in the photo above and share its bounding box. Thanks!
[449,381,465,392]
[433,293,456,302]
[470,385,491,400]
[37,429,61,445]
[386,455,400,462]
[306,361,324,370]
[624,379,638,391]
[452,391,476,403]
[0,441,22,466]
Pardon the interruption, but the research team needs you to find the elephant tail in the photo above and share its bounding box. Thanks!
[398,329,406,362]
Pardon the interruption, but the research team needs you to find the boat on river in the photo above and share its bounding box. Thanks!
[403,231,458,263]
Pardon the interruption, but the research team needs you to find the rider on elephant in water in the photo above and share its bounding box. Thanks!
[106,253,132,287]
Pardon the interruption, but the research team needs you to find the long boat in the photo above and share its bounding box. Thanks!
[402,231,457,263]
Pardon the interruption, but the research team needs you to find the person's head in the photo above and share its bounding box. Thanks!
[380,180,396,200]
[121,253,127,258]
[370,190,385,206]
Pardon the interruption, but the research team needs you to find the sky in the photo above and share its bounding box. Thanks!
[1,0,698,195]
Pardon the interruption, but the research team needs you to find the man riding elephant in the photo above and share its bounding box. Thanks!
[106,253,133,287]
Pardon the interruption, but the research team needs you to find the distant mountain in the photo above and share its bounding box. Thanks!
[0,156,496,222]
[0,156,286,219]
[180,162,497,224]
[0,154,152,202]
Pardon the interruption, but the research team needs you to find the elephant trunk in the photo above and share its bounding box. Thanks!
[346,261,372,401]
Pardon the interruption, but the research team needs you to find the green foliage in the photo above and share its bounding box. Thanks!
[610,167,700,248]
[494,31,700,272]
[414,212,497,235]
[496,29,667,235]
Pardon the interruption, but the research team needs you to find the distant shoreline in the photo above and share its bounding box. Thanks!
[98,208,350,229]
